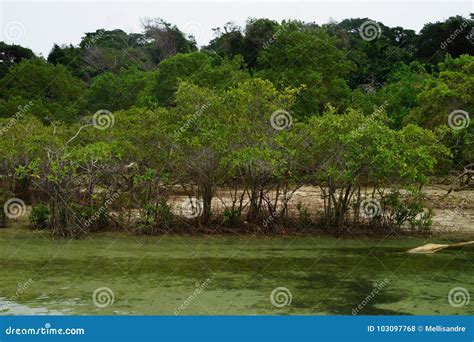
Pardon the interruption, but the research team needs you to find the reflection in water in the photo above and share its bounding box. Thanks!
[0,297,68,315]
[0,228,473,315]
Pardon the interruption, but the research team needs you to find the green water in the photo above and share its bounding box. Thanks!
[0,227,473,315]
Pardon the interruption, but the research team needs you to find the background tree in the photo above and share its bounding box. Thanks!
[416,15,474,64]
[86,67,151,111]
[142,18,197,64]
[47,44,84,78]
[256,27,354,117]
[140,52,249,107]
[0,42,35,78]
[324,18,417,89]
[0,59,86,122]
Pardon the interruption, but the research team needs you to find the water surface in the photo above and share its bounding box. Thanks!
[1,227,473,315]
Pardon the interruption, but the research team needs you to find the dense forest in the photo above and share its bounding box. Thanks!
[0,16,472,237]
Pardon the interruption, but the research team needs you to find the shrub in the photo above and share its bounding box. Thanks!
[296,202,311,227]
[0,189,14,228]
[73,204,108,232]
[379,190,433,232]
[413,208,433,233]
[223,208,241,226]
[29,203,50,229]
[156,200,173,229]
[139,200,173,234]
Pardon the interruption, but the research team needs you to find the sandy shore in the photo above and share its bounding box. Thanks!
[168,185,474,233]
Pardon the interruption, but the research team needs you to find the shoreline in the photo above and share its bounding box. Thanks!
[2,225,474,243]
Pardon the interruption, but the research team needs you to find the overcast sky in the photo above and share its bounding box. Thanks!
[0,0,472,56]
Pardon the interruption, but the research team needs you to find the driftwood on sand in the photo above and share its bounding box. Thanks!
[407,241,474,254]
[444,163,474,196]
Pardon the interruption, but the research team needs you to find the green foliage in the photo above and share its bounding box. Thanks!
[86,67,151,111]
[256,28,354,117]
[0,207,5,228]
[139,200,173,234]
[0,42,35,78]
[46,23,196,79]
[414,208,434,233]
[379,190,433,232]
[0,59,85,103]
[74,204,108,232]
[324,18,417,88]
[404,54,473,169]
[0,189,14,228]
[406,55,474,129]
[142,18,197,63]
[29,203,50,229]
[296,202,311,227]
[0,59,86,122]
[47,44,84,78]
[223,209,242,226]
[205,18,281,68]
[416,15,473,63]
[352,62,429,129]
[141,52,249,107]
[80,29,131,50]
[0,15,469,235]
[294,106,449,228]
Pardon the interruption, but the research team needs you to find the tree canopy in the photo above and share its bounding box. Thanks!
[0,15,472,235]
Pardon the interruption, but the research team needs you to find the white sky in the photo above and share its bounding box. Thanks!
[0,0,472,56]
